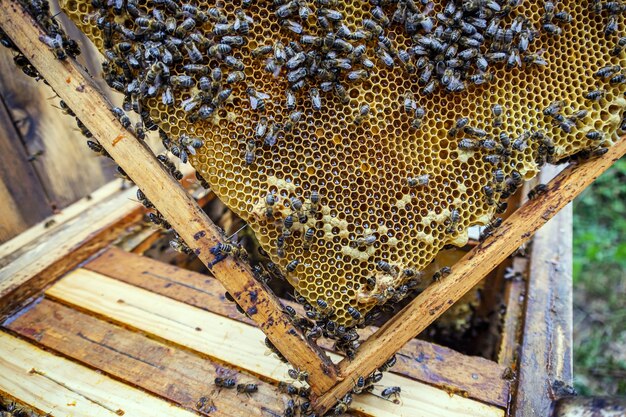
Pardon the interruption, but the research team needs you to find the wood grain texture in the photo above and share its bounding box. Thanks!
[5,298,292,417]
[0,4,338,392]
[312,136,626,414]
[0,48,111,210]
[497,257,527,368]
[0,184,142,317]
[0,90,52,242]
[0,331,199,417]
[513,165,574,417]
[86,247,510,408]
[45,269,503,417]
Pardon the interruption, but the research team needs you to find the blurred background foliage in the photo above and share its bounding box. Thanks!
[573,156,626,396]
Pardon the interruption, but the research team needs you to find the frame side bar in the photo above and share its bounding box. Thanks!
[0,0,338,392]
[312,140,626,413]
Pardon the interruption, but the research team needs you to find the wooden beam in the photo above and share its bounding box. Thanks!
[496,257,527,368]
[312,138,626,414]
[44,269,503,417]
[85,247,510,408]
[0,331,199,417]
[5,298,292,417]
[0,0,337,392]
[512,165,573,417]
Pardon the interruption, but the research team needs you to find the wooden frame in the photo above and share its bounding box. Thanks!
[1,1,625,414]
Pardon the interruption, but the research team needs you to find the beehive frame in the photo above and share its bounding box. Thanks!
[1,1,625,414]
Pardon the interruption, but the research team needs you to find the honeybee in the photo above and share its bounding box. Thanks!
[244,140,256,165]
[287,368,308,382]
[354,104,371,125]
[246,86,271,111]
[381,386,402,402]
[432,266,451,282]
[236,383,258,394]
[407,175,429,187]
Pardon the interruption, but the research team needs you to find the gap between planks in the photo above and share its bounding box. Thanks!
[0,331,200,417]
[85,247,510,408]
[45,269,503,417]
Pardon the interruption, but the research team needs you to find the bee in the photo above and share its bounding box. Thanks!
[284,110,303,132]
[464,126,487,138]
[255,117,269,139]
[407,175,430,187]
[284,398,296,417]
[347,306,362,322]
[448,117,469,136]
[432,266,451,282]
[411,106,425,129]
[210,242,244,258]
[226,71,246,84]
[347,69,369,81]
[39,33,66,60]
[265,123,281,147]
[403,91,417,113]
[87,140,110,157]
[458,138,477,151]
[237,383,258,394]
[354,233,376,247]
[285,259,299,273]
[287,368,308,382]
[381,386,402,402]
[303,227,315,250]
[157,154,183,180]
[196,396,215,413]
[586,130,603,140]
[594,65,621,78]
[354,104,371,125]
[528,183,548,200]
[244,140,256,165]
[285,90,297,110]
[610,74,626,84]
[379,354,397,372]
[112,107,130,129]
[480,217,504,240]
[246,86,271,111]
[170,75,194,88]
[333,393,352,415]
[215,377,237,389]
[252,45,273,58]
[584,90,605,101]
[234,9,253,34]
[446,208,460,233]
[377,260,394,274]
[310,88,322,111]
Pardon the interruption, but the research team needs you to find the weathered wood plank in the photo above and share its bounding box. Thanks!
[0,88,52,243]
[0,48,111,210]
[0,179,128,266]
[86,247,510,408]
[5,298,291,417]
[0,185,142,317]
[0,4,338,391]
[497,257,527,368]
[45,269,503,417]
[0,331,199,417]
[513,165,574,417]
[312,133,626,413]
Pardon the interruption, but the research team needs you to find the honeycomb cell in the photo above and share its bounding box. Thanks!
[61,0,624,327]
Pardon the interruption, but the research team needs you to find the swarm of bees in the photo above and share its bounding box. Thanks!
[0,0,611,389]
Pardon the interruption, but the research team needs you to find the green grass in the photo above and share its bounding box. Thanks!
[572,156,626,396]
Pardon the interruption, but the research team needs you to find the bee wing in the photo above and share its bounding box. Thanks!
[257,91,271,100]
[249,96,259,109]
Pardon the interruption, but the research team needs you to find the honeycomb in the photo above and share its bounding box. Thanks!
[60,0,624,326]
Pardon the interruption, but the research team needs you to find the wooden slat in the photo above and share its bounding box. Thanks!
[513,165,574,417]
[0,179,128,265]
[0,47,111,210]
[497,257,527,368]
[86,247,510,408]
[0,86,52,243]
[45,269,503,417]
[5,298,290,417]
[0,331,198,417]
[312,134,626,413]
[0,184,142,316]
[0,4,338,392]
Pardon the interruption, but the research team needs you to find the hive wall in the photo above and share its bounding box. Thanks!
[61,0,624,325]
